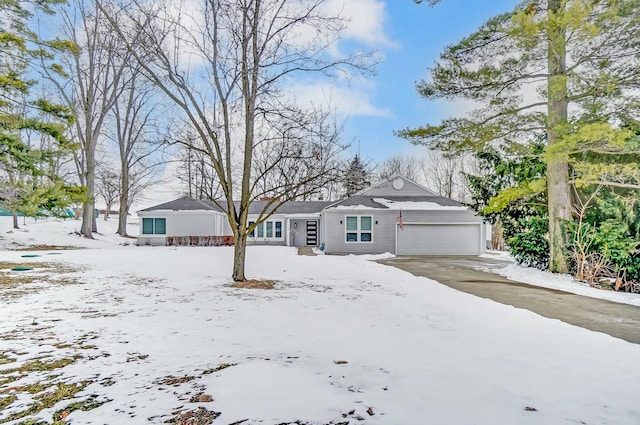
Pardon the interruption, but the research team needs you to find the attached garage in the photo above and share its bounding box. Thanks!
[321,176,488,256]
[396,222,484,256]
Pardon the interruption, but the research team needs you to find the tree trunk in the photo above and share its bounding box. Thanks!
[546,0,570,273]
[232,233,248,281]
[117,161,129,236]
[117,199,128,236]
[12,211,19,229]
[81,155,96,238]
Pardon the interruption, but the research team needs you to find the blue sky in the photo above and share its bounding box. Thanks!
[339,0,517,162]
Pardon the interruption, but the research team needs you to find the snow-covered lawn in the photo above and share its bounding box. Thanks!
[1,217,639,424]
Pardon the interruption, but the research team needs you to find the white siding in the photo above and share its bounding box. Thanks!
[138,211,223,237]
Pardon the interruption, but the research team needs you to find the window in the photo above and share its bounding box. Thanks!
[248,221,255,237]
[247,219,284,241]
[345,215,373,243]
[142,218,166,235]
[266,221,273,238]
[275,221,282,238]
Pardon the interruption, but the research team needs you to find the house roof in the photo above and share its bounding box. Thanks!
[139,196,218,212]
[139,196,332,215]
[248,201,333,215]
[327,195,465,210]
[139,176,465,214]
[213,200,333,215]
[325,175,465,210]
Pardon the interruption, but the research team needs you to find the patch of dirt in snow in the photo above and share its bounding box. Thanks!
[0,353,104,424]
[156,375,197,386]
[166,406,221,424]
[201,363,237,375]
[230,279,276,290]
[0,262,82,299]
[189,393,214,403]
[9,244,83,251]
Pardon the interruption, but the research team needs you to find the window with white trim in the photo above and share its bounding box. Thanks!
[248,220,284,241]
[142,218,166,235]
[345,215,372,242]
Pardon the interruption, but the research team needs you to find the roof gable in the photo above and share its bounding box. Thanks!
[325,175,466,210]
[359,175,437,197]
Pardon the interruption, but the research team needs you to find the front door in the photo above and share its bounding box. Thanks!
[306,220,318,246]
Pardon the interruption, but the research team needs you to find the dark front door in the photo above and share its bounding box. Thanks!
[306,220,318,246]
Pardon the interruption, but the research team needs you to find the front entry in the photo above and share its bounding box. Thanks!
[306,220,318,246]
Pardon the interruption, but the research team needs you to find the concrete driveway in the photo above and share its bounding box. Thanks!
[378,256,640,345]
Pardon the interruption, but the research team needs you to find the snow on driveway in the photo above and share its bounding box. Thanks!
[1,218,639,424]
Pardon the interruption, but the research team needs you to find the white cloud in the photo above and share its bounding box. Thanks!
[326,0,395,47]
[287,81,391,118]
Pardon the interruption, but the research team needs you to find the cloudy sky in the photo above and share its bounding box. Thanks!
[138,0,519,207]
[331,0,516,162]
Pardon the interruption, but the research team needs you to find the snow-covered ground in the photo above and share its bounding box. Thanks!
[1,217,639,425]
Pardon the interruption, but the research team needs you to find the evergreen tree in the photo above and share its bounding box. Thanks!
[466,145,549,269]
[401,0,640,273]
[343,154,370,197]
[0,0,77,228]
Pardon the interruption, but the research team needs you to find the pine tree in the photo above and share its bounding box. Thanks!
[343,154,370,197]
[0,0,76,228]
[400,0,640,272]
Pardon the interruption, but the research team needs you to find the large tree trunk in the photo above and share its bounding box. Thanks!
[12,211,19,229]
[232,233,248,281]
[81,155,96,238]
[546,0,571,273]
[117,164,129,236]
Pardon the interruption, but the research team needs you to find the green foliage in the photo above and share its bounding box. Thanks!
[466,145,550,269]
[508,215,549,270]
[484,178,546,214]
[590,220,638,266]
[402,0,640,272]
[343,154,370,198]
[570,188,640,284]
[0,0,77,221]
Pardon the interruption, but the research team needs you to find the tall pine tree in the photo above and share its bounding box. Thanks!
[0,0,76,228]
[400,0,640,272]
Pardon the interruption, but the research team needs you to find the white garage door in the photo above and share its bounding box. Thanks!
[396,223,482,255]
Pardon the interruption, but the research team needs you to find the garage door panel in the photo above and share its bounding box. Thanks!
[397,224,481,255]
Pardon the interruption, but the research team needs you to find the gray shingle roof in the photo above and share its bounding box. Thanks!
[326,195,464,209]
[141,194,463,214]
[214,200,332,215]
[139,196,217,212]
[140,197,332,215]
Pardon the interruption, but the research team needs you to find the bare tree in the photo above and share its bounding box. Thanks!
[109,69,165,236]
[376,154,422,182]
[252,107,347,201]
[43,0,130,238]
[175,138,224,200]
[96,166,119,220]
[421,150,475,202]
[101,0,372,281]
